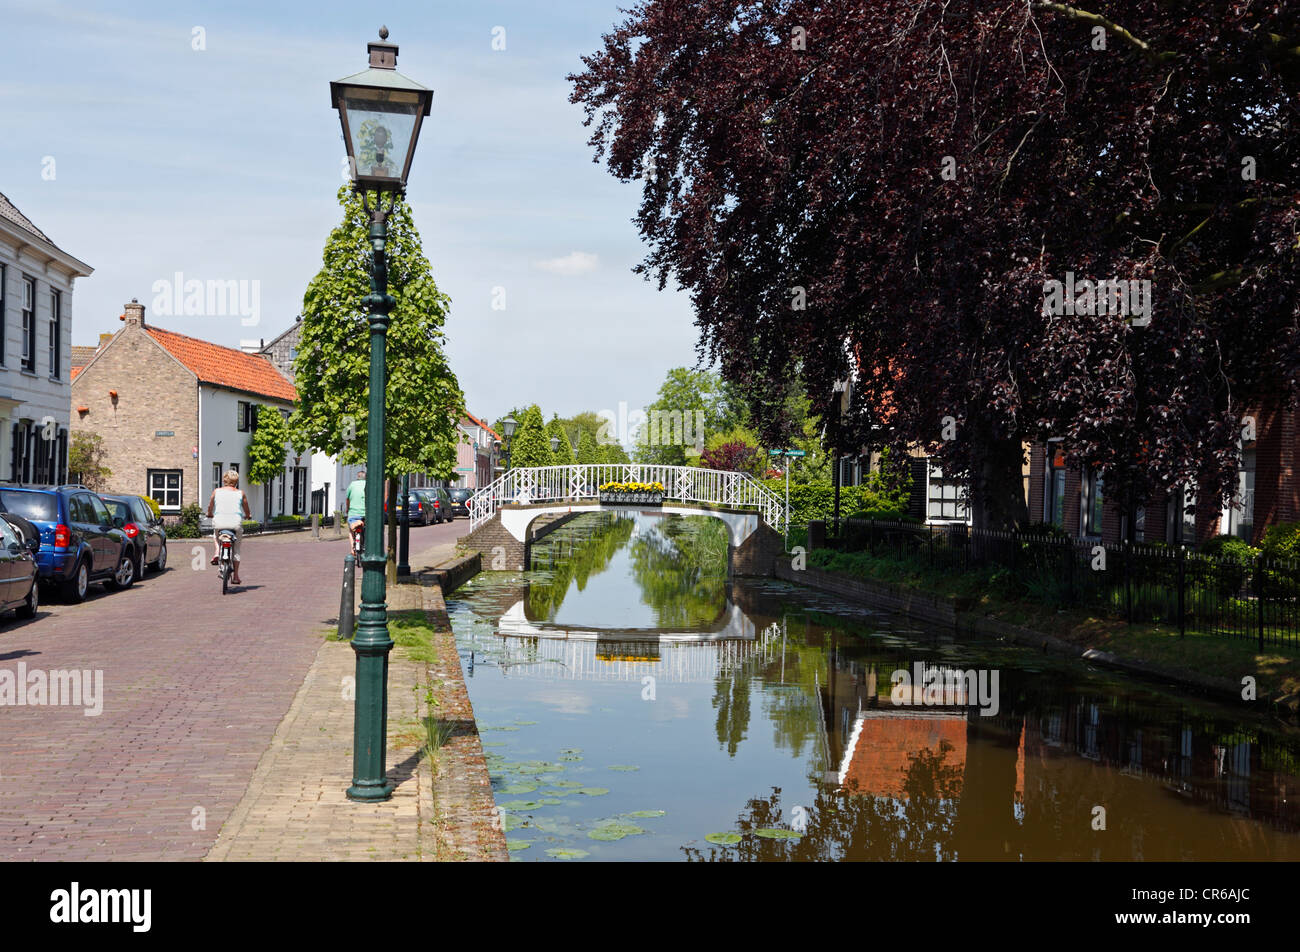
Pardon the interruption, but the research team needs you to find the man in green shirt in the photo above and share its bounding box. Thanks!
[345,468,367,554]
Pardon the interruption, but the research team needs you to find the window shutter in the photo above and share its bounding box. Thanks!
[908,457,928,520]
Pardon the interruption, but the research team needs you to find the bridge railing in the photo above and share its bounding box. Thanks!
[467,463,786,533]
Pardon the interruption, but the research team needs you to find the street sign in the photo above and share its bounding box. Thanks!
[769,448,806,458]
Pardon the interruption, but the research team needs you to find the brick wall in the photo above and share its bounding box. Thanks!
[70,319,198,508]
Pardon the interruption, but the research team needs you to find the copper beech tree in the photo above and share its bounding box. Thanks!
[571,0,1299,529]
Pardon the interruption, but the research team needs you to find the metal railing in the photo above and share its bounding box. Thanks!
[830,518,1300,648]
[468,464,786,533]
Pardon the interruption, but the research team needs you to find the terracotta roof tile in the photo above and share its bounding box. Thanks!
[145,326,297,403]
[463,411,500,441]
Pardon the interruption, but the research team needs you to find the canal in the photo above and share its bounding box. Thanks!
[448,511,1300,861]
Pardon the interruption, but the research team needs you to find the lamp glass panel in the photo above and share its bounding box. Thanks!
[343,96,418,182]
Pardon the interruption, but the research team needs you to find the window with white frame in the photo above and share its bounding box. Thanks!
[213,462,223,489]
[927,460,968,522]
[148,469,182,512]
[21,276,35,372]
[48,289,61,379]
[1044,443,1066,527]
[1081,467,1104,537]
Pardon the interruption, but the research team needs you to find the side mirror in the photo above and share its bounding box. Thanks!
[7,542,20,555]
[25,537,39,554]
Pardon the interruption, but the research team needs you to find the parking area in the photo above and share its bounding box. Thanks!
[0,517,468,860]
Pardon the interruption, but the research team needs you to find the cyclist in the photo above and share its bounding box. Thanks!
[345,467,367,557]
[206,470,251,585]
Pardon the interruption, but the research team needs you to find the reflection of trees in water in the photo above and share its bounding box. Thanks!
[682,742,965,862]
[628,516,729,628]
[525,513,634,621]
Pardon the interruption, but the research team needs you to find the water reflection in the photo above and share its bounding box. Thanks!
[450,512,1300,861]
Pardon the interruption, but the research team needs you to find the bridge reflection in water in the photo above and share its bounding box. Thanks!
[451,512,1300,861]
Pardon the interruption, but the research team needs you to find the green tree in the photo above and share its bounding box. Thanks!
[290,187,464,574]
[247,405,290,487]
[576,429,599,465]
[598,441,630,464]
[68,431,112,491]
[510,405,552,469]
[635,367,738,465]
[547,415,575,465]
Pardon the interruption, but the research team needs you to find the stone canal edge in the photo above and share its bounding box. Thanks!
[206,564,506,862]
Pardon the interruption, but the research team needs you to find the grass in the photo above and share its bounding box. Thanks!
[388,609,439,663]
[808,547,1300,699]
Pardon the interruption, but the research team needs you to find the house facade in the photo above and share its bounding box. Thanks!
[0,192,93,486]
[71,299,300,521]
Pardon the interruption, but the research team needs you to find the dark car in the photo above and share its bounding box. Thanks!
[0,485,134,602]
[447,487,472,519]
[0,513,40,619]
[101,493,168,578]
[419,487,454,524]
[386,490,431,526]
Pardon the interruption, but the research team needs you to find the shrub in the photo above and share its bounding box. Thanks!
[242,520,262,534]
[164,503,203,539]
[1259,523,1300,560]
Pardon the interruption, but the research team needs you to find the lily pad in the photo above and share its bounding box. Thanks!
[588,820,645,841]
[558,747,582,755]
[539,798,563,806]
[577,787,610,797]
[481,725,520,732]
[497,799,544,811]
[607,765,640,772]
[481,742,506,748]
[705,832,742,846]
[545,848,590,860]
[517,760,566,774]
[539,789,572,798]
[550,780,584,789]
[514,719,538,725]
[497,781,540,795]
[505,839,531,851]
[560,755,583,762]
[754,828,802,839]
[624,810,665,819]
[500,814,524,832]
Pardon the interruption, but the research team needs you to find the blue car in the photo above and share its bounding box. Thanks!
[0,485,134,603]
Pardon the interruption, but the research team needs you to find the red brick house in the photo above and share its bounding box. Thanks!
[1026,403,1283,546]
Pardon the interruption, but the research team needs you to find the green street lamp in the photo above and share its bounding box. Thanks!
[332,25,433,802]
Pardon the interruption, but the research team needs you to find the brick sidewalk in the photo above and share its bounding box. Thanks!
[206,542,506,861]
[0,518,476,861]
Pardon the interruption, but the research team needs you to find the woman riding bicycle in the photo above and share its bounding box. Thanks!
[345,468,367,557]
[207,470,251,585]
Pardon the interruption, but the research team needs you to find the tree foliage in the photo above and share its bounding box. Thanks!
[290,187,464,482]
[572,1,1300,527]
[510,405,552,469]
[68,431,112,492]
[547,415,575,464]
[576,429,600,464]
[247,404,290,486]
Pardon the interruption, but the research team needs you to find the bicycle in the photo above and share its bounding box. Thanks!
[350,520,364,562]
[216,528,237,594]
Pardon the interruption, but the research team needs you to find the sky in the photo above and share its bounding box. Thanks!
[0,0,701,427]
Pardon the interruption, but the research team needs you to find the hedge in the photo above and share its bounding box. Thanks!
[762,480,902,526]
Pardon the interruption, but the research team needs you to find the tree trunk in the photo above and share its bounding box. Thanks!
[968,433,1029,531]
[386,477,398,585]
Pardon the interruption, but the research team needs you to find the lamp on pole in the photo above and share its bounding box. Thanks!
[331,25,432,802]
[501,415,517,470]
[550,435,560,456]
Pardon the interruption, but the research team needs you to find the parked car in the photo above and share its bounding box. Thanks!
[447,487,473,519]
[385,491,431,526]
[0,485,134,602]
[100,493,168,578]
[0,513,40,619]
[419,487,454,523]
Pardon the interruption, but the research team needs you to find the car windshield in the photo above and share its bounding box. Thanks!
[0,491,56,521]
[450,489,471,501]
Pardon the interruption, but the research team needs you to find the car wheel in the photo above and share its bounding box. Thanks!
[17,578,37,619]
[153,541,167,571]
[61,560,89,603]
[137,548,147,581]
[105,551,136,591]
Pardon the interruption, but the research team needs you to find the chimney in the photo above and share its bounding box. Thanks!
[122,298,145,327]
[98,332,114,349]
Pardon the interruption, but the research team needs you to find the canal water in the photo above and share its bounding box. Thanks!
[448,511,1300,861]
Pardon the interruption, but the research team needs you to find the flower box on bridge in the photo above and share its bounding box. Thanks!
[598,481,665,507]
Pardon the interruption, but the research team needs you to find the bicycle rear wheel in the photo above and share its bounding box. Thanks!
[221,563,229,595]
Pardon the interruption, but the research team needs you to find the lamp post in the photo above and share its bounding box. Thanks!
[331,25,432,802]
[550,435,560,456]
[501,415,517,470]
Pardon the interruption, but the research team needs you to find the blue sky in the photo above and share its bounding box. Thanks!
[0,0,699,426]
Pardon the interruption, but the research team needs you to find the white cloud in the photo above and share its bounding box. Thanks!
[535,251,599,276]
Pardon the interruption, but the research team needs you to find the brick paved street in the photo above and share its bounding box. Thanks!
[0,518,467,861]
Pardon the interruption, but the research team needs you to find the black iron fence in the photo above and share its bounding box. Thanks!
[831,518,1300,649]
